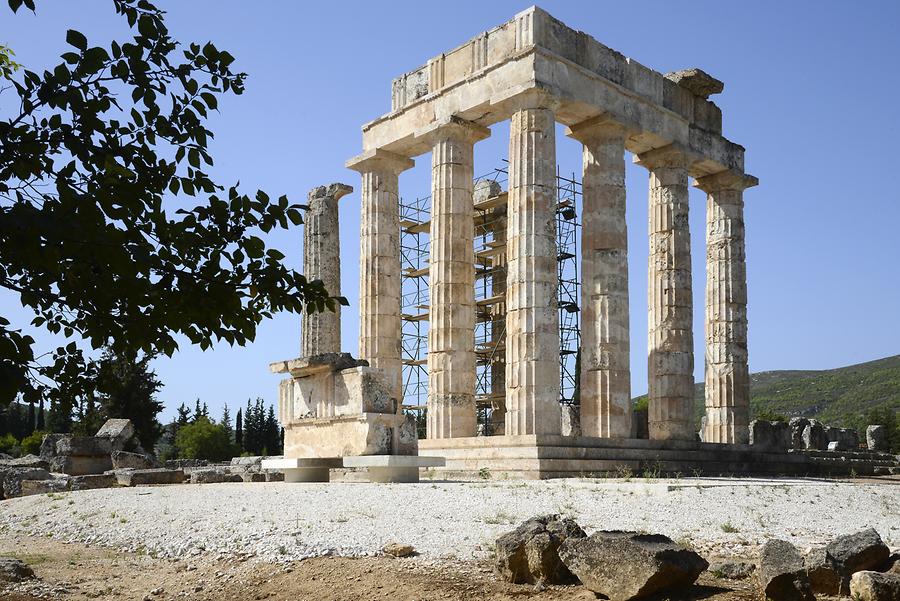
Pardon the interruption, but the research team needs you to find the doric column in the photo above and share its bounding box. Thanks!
[636,145,695,441]
[346,149,415,400]
[505,102,560,436]
[695,170,758,444]
[567,117,631,438]
[301,183,352,357]
[419,118,490,439]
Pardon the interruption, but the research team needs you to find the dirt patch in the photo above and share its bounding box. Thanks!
[0,535,755,601]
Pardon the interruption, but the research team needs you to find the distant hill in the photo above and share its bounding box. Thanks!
[635,354,900,430]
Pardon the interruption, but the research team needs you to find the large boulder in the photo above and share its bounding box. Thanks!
[758,539,814,601]
[849,571,900,601]
[789,417,810,450]
[0,558,35,582]
[805,547,842,595]
[559,531,708,601]
[802,420,828,450]
[827,528,890,589]
[495,515,586,585]
[867,425,889,452]
[749,420,791,451]
[0,467,51,499]
[95,418,135,450]
[111,451,158,470]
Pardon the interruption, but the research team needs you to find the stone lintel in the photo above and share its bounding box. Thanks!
[694,169,759,193]
[308,183,353,202]
[345,148,414,175]
[269,353,365,377]
[565,114,629,143]
[665,68,724,99]
[414,115,491,146]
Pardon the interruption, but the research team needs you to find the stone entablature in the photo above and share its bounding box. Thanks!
[369,6,740,178]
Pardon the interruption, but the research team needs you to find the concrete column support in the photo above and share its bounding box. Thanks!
[418,118,490,439]
[567,117,631,438]
[505,102,561,436]
[636,145,695,441]
[301,183,352,357]
[695,170,758,444]
[346,149,415,401]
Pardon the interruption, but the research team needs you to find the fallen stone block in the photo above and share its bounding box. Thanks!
[0,557,35,582]
[230,456,264,472]
[496,515,586,585]
[265,471,284,482]
[114,468,184,487]
[20,477,71,496]
[190,469,243,484]
[1,467,51,499]
[0,454,49,470]
[49,455,113,476]
[789,417,809,450]
[111,451,158,470]
[39,433,67,462]
[850,570,900,601]
[560,531,708,601]
[70,474,116,491]
[241,472,267,483]
[95,418,135,450]
[867,425,889,452]
[758,539,814,601]
[56,436,112,456]
[827,528,890,591]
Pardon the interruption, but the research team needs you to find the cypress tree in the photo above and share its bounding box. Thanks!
[26,401,36,436]
[36,399,45,431]
[235,408,243,451]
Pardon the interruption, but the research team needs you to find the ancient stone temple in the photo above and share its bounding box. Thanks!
[339,6,771,478]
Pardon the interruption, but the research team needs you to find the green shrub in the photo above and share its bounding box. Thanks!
[0,433,18,455]
[21,431,47,456]
[753,409,788,422]
[633,396,649,412]
[174,417,238,462]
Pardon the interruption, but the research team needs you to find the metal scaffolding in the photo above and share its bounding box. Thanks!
[400,163,581,436]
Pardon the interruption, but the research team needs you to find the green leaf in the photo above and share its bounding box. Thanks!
[66,29,88,51]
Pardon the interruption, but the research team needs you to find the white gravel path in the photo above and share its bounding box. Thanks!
[1,478,897,563]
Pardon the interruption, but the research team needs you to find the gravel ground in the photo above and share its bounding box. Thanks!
[1,478,897,564]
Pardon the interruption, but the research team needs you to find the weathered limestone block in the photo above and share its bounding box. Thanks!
[346,149,415,400]
[560,404,581,437]
[802,420,828,450]
[827,427,859,451]
[758,539,814,601]
[283,413,404,458]
[191,469,243,484]
[113,468,184,487]
[39,433,66,462]
[95,418,135,451]
[664,68,724,98]
[70,474,116,491]
[20,477,70,496]
[695,170,756,445]
[56,436,112,457]
[0,455,48,470]
[560,531,708,601]
[749,420,790,451]
[474,179,501,203]
[111,451,157,471]
[495,515,586,585]
[850,571,900,601]
[421,118,488,439]
[867,425,889,451]
[805,547,842,595]
[1,467,51,499]
[50,455,113,477]
[301,183,351,357]
[505,101,560,436]
[789,417,810,450]
[637,146,695,441]
[568,116,631,439]
[826,529,890,591]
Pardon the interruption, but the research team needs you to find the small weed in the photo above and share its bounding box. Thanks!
[332,515,349,524]
[119,517,128,524]
[720,522,739,533]
[483,511,517,525]
[478,467,491,480]
[615,465,634,481]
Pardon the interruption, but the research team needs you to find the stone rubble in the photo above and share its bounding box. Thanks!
[494,514,585,585]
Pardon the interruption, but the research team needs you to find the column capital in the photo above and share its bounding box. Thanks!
[502,87,562,113]
[565,114,628,143]
[415,116,491,146]
[693,169,759,193]
[346,148,414,175]
[308,183,353,204]
[634,143,697,171]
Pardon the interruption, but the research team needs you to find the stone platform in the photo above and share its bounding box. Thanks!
[419,435,897,480]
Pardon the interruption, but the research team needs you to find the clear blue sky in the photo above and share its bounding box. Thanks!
[3,1,899,422]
